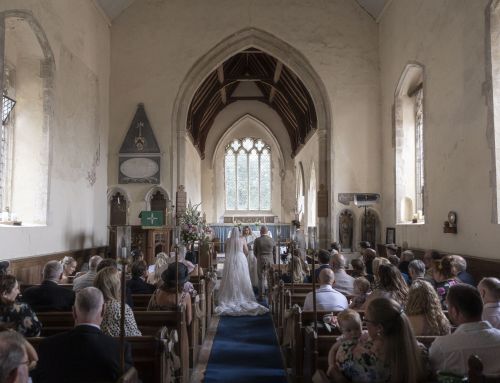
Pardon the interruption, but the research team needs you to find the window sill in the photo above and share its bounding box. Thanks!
[396,221,425,226]
[0,223,46,228]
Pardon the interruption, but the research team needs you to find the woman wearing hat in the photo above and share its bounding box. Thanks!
[147,262,192,325]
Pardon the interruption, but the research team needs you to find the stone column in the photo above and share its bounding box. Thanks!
[0,16,5,97]
[316,129,330,248]
[176,128,187,196]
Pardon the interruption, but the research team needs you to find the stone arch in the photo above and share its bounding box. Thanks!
[0,10,55,224]
[337,208,354,251]
[107,186,132,203]
[359,208,381,247]
[144,186,170,210]
[172,28,333,240]
[107,186,131,226]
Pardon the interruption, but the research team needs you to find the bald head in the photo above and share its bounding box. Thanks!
[89,255,103,272]
[331,252,346,270]
[319,268,335,286]
[73,287,104,326]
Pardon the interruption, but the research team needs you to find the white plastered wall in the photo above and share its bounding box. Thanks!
[109,0,381,240]
[0,0,110,259]
[379,0,500,259]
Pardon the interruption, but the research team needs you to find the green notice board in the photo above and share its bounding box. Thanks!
[141,210,164,227]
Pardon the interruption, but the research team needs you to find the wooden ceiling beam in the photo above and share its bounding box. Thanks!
[217,65,227,105]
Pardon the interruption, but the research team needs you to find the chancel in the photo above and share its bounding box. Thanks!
[1,1,500,383]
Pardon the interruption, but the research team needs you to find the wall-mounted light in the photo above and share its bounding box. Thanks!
[2,94,16,124]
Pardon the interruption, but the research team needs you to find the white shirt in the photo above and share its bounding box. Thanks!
[482,302,500,329]
[429,321,500,376]
[303,285,348,312]
[333,269,355,295]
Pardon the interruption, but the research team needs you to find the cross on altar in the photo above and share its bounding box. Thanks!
[146,212,158,225]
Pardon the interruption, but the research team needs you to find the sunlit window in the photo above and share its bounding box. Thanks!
[225,138,271,210]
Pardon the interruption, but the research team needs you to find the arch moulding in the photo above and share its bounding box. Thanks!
[172,27,333,244]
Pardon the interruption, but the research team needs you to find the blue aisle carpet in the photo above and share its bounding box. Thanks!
[204,313,287,383]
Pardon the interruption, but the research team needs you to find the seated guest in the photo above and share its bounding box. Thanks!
[22,261,75,312]
[0,261,10,276]
[451,255,475,286]
[359,242,374,274]
[0,330,31,383]
[350,258,366,278]
[303,268,348,312]
[60,256,77,284]
[32,287,134,383]
[329,297,426,383]
[314,249,332,282]
[127,260,155,294]
[433,255,460,310]
[283,250,307,283]
[385,243,398,258]
[147,252,169,285]
[329,242,341,253]
[429,284,500,377]
[371,256,391,286]
[93,267,141,337]
[363,263,408,309]
[405,280,451,336]
[131,249,144,264]
[95,258,134,307]
[148,263,193,325]
[0,275,41,337]
[185,251,204,276]
[478,277,500,329]
[387,254,400,267]
[408,259,431,285]
[331,253,355,295]
[424,249,443,280]
[398,250,414,285]
[349,277,371,310]
[72,255,102,292]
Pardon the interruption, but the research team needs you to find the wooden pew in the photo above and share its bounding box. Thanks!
[36,309,190,383]
[28,334,172,383]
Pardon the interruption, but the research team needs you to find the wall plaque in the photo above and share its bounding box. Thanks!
[119,103,161,184]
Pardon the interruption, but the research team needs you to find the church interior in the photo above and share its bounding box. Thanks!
[1,0,500,382]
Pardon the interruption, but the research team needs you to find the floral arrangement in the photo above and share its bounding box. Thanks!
[177,201,211,245]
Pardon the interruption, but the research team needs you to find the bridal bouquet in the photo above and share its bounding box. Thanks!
[177,201,211,245]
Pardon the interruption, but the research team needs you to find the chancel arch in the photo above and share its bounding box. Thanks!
[173,28,332,243]
[0,10,55,225]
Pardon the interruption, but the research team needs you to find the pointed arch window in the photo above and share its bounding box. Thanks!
[225,138,271,211]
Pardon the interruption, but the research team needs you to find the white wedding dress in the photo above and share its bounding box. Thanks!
[215,227,269,316]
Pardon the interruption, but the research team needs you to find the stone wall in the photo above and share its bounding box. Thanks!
[0,0,110,259]
[379,0,500,259]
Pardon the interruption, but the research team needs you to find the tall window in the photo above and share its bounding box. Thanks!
[415,88,424,214]
[394,63,425,223]
[225,137,271,211]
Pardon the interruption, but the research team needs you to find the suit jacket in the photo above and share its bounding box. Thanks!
[254,235,275,263]
[22,280,75,312]
[33,324,133,383]
[127,276,156,294]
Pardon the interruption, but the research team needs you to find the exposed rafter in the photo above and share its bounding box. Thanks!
[187,48,317,157]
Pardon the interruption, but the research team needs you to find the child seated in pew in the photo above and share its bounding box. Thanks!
[349,277,370,310]
[326,310,368,377]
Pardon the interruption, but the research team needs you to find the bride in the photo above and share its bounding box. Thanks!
[215,227,269,316]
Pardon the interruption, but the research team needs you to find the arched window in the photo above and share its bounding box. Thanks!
[225,137,271,211]
[394,63,425,223]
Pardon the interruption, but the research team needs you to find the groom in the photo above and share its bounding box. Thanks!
[253,225,275,300]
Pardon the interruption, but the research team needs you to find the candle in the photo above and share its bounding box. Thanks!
[121,247,127,259]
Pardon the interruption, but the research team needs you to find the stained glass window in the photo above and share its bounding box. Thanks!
[224,138,271,210]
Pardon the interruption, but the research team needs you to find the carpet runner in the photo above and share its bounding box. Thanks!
[203,313,287,383]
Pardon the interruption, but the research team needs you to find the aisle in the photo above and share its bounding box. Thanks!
[203,313,287,383]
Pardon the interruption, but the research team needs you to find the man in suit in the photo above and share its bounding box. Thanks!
[22,260,75,311]
[32,287,133,383]
[253,225,275,300]
[127,260,156,294]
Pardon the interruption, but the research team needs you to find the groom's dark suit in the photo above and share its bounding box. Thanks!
[254,234,275,297]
